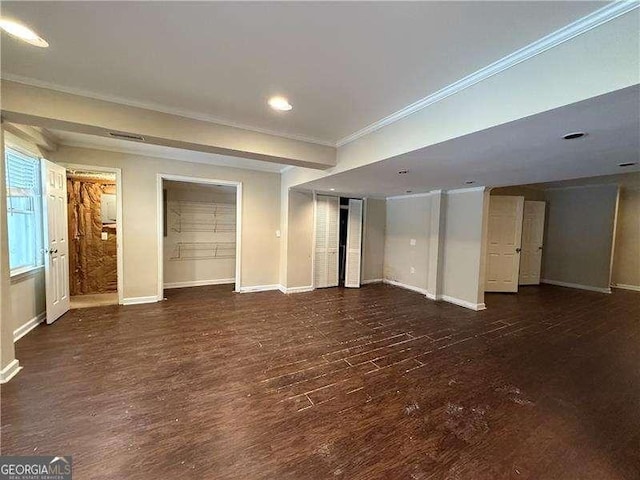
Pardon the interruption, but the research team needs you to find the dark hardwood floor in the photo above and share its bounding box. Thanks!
[1,284,639,479]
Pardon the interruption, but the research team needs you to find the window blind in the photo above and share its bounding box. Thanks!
[6,148,40,214]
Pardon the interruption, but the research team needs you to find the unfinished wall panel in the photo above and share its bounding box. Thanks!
[67,175,117,295]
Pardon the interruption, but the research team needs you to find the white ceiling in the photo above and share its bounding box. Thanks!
[49,129,287,173]
[299,86,640,197]
[1,1,606,145]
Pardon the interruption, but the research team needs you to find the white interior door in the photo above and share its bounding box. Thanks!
[42,159,70,323]
[314,195,339,288]
[345,199,363,288]
[519,201,546,285]
[485,195,524,293]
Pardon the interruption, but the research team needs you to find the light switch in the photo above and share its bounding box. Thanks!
[410,267,415,274]
[276,230,281,238]
[410,238,416,246]
[101,232,108,241]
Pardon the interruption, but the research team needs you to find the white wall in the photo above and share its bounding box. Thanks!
[163,182,237,288]
[542,185,619,291]
[10,270,46,338]
[384,195,431,292]
[441,189,487,309]
[50,145,281,300]
[362,198,386,282]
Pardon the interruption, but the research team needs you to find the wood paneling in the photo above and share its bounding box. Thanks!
[2,284,639,479]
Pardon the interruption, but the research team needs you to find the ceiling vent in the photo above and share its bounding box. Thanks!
[108,132,145,141]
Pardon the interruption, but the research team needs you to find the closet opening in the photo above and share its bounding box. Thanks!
[66,168,120,309]
[158,175,241,300]
[314,194,363,289]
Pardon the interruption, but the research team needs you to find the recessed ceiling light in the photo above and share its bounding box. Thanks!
[465,180,476,185]
[0,18,48,47]
[619,162,637,167]
[329,188,335,191]
[398,170,408,175]
[268,96,292,111]
[563,132,586,140]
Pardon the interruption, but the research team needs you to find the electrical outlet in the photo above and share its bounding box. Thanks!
[101,232,108,241]
[410,238,416,246]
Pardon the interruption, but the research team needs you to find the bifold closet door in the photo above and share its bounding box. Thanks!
[345,198,363,288]
[314,195,339,288]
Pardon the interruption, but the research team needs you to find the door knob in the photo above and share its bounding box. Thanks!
[515,247,522,253]
[538,246,543,250]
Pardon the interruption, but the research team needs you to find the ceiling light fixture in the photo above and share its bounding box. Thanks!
[465,180,476,185]
[329,188,335,191]
[268,96,293,111]
[406,190,413,193]
[563,132,586,140]
[0,18,48,47]
[398,170,408,175]
[618,162,637,167]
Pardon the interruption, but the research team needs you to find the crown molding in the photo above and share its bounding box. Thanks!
[386,190,442,200]
[335,1,639,147]
[0,73,335,148]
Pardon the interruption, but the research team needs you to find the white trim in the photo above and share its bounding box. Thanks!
[279,285,315,294]
[10,265,44,282]
[61,163,125,305]
[1,73,335,148]
[0,359,22,384]
[156,174,242,298]
[13,312,46,342]
[335,1,639,147]
[237,284,281,293]
[122,296,160,305]
[361,278,383,285]
[383,278,428,296]
[279,165,295,174]
[164,278,235,289]
[445,186,486,195]
[426,291,439,301]
[541,279,612,294]
[612,283,640,292]
[440,294,487,311]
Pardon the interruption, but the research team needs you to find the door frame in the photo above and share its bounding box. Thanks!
[156,174,242,300]
[61,163,124,305]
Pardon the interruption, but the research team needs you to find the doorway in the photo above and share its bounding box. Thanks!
[156,174,242,301]
[314,194,363,289]
[65,167,121,308]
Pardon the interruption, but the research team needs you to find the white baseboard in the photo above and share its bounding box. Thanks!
[383,279,429,296]
[122,295,160,305]
[237,284,281,293]
[279,285,315,294]
[426,291,439,301]
[440,294,486,311]
[541,279,611,294]
[361,278,383,285]
[611,283,640,292]
[164,278,235,289]
[0,359,22,384]
[13,312,46,342]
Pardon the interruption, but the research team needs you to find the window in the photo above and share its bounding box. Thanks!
[5,147,43,275]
